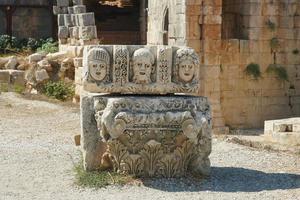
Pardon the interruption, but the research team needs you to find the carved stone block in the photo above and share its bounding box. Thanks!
[77,13,96,26]
[73,5,86,14]
[58,26,69,39]
[56,0,69,7]
[64,14,73,27]
[82,45,200,95]
[79,26,97,40]
[73,0,83,5]
[80,93,212,177]
[57,14,65,26]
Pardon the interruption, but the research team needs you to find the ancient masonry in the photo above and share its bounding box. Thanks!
[147,0,300,131]
[53,0,99,102]
[80,45,212,177]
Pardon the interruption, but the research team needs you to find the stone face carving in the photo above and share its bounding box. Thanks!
[87,48,110,82]
[175,48,199,83]
[83,45,200,95]
[132,48,155,84]
[81,94,211,178]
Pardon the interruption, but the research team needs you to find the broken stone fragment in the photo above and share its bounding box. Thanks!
[37,59,53,72]
[46,51,68,61]
[4,56,18,70]
[35,69,50,83]
[28,52,46,64]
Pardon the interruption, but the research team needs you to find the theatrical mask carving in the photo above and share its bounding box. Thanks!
[175,48,200,83]
[88,48,110,81]
[132,48,154,84]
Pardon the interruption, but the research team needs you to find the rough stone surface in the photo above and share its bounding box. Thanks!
[77,13,95,26]
[35,69,49,83]
[28,53,46,64]
[82,45,200,95]
[4,57,18,70]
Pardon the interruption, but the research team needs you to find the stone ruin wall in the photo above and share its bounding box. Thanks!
[148,0,300,130]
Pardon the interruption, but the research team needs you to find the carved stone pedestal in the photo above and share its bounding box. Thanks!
[81,94,212,177]
[80,45,212,178]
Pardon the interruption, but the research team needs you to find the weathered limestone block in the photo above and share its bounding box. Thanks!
[77,13,96,26]
[58,26,69,39]
[57,14,65,26]
[79,26,97,40]
[28,52,46,64]
[56,0,69,7]
[73,5,86,14]
[67,7,74,14]
[64,14,73,27]
[35,69,49,83]
[82,45,200,95]
[81,93,212,177]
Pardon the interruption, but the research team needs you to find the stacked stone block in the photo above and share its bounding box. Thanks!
[53,0,99,103]
[53,0,98,46]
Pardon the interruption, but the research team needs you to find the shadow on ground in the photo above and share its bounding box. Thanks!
[142,167,300,192]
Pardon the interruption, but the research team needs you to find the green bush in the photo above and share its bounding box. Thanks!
[43,81,75,101]
[37,40,58,53]
[0,35,58,53]
[245,63,262,80]
[0,35,11,50]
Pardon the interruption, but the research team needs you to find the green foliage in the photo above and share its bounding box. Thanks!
[43,81,75,101]
[266,64,289,81]
[292,49,299,55]
[37,40,58,53]
[266,19,276,31]
[74,164,135,189]
[244,63,262,80]
[0,35,11,50]
[0,35,58,53]
[270,37,280,51]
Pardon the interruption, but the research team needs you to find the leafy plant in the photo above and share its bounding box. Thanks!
[270,37,280,51]
[292,49,299,55]
[37,40,58,53]
[266,64,288,81]
[266,19,276,31]
[244,63,262,80]
[42,81,75,101]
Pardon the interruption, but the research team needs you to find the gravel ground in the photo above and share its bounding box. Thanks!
[0,92,299,200]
